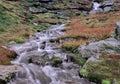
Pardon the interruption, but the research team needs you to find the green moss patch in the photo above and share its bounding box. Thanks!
[79,53,120,83]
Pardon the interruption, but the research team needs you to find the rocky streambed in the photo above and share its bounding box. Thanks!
[0,20,120,84]
[5,24,95,84]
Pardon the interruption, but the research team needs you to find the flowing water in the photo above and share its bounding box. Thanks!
[93,2,101,10]
[8,24,94,84]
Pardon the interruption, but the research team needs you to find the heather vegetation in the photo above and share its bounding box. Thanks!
[60,13,120,52]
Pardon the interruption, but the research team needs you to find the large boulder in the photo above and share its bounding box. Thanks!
[78,38,120,58]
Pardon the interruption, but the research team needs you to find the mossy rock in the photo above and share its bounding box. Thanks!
[61,43,78,53]
[102,80,111,84]
[79,68,88,77]
[82,53,120,83]
[53,57,62,67]
[76,58,86,66]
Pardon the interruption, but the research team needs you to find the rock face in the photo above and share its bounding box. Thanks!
[22,0,92,15]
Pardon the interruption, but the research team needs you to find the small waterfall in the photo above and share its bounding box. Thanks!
[93,2,101,10]
[42,66,59,84]
[22,64,38,84]
[9,24,93,84]
[36,42,42,52]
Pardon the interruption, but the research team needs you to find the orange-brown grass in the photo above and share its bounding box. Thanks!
[0,46,17,65]
[61,12,120,50]
[62,39,88,47]
[0,24,34,45]
[108,54,120,60]
[61,40,88,52]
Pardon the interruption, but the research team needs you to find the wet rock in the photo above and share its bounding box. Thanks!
[103,6,112,12]
[102,0,113,7]
[11,64,51,84]
[89,8,103,14]
[101,0,113,12]
[10,42,39,53]
[90,0,115,14]
[0,65,23,83]
[17,51,48,64]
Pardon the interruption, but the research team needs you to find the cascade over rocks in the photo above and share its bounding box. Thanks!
[8,24,95,84]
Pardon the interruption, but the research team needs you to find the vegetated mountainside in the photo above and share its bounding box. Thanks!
[0,0,93,65]
[0,0,34,45]
[0,0,119,45]
[0,0,93,45]
[0,0,120,83]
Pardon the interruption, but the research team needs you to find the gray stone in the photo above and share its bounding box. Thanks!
[29,7,39,13]
[102,0,113,6]
[0,65,23,82]
[89,8,103,14]
[115,21,120,39]
[103,6,112,12]
[78,38,120,58]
